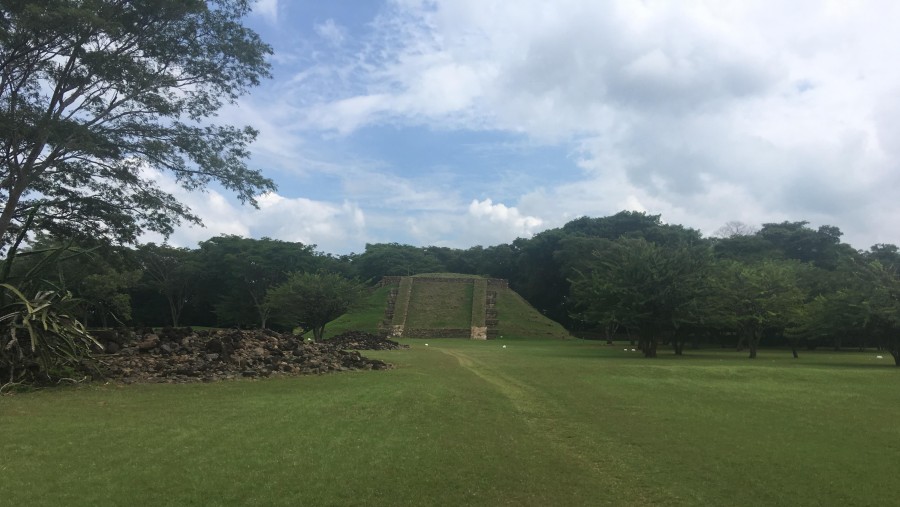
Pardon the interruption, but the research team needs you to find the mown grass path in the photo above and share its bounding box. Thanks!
[2,340,899,506]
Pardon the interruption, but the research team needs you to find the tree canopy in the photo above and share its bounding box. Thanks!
[266,272,363,342]
[0,0,275,250]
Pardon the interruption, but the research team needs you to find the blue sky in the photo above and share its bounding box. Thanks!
[145,0,900,254]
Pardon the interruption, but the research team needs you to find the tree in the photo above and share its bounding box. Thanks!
[197,236,321,329]
[569,238,711,357]
[757,222,845,269]
[351,243,446,282]
[857,253,900,365]
[0,0,274,252]
[135,243,199,327]
[708,260,805,359]
[266,272,363,342]
[714,221,758,238]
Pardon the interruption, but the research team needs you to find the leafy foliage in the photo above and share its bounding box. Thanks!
[197,236,321,329]
[706,260,805,358]
[0,283,100,385]
[0,0,275,248]
[570,238,711,356]
[266,272,363,341]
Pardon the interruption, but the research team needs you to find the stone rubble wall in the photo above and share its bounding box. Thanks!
[97,328,399,384]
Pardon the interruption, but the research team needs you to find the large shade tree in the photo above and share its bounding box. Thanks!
[0,0,273,382]
[0,0,275,253]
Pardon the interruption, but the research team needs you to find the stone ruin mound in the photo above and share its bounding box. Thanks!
[96,328,397,384]
[326,330,409,351]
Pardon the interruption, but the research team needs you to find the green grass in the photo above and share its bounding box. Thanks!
[495,289,571,340]
[3,342,898,506]
[322,285,392,337]
[405,280,474,329]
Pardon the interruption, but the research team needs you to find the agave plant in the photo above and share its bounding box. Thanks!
[1,283,102,385]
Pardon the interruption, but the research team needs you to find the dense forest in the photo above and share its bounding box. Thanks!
[5,211,899,363]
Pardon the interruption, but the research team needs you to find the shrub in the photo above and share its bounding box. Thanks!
[0,284,101,386]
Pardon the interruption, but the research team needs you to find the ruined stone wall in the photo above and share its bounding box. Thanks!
[379,276,403,287]
[403,328,472,338]
[486,279,508,289]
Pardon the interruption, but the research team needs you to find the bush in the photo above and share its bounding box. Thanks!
[0,284,101,386]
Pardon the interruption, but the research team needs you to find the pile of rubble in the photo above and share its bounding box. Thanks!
[325,331,409,351]
[94,328,395,384]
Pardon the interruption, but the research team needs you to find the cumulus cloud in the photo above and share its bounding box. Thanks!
[139,171,368,253]
[292,0,900,249]
[188,0,900,252]
[468,199,542,236]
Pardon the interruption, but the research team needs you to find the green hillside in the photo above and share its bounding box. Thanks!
[326,275,570,340]
[494,289,570,340]
[323,285,393,337]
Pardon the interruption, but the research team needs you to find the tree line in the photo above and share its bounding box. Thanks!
[5,211,899,364]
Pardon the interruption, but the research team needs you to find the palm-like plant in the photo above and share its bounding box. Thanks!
[1,284,102,385]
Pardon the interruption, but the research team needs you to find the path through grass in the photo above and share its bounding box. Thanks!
[2,341,898,506]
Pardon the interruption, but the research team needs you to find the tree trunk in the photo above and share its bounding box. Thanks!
[672,330,684,355]
[642,334,658,358]
[168,298,180,327]
[748,330,759,359]
[313,326,325,342]
[891,350,899,366]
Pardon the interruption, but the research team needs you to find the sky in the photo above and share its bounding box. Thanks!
[146,0,900,254]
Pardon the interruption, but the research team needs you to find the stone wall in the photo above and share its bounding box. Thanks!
[379,276,403,287]
[486,279,508,289]
[390,277,414,328]
[403,328,472,338]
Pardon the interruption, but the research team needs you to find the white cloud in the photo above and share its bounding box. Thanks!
[468,198,542,236]
[252,0,279,23]
[139,171,369,253]
[315,19,347,46]
[182,0,900,252]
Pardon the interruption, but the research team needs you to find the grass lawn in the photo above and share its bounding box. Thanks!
[322,285,393,337]
[2,341,898,506]
[406,280,473,329]
[495,289,571,340]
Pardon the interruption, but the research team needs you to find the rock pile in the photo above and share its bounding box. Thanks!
[325,331,409,351]
[97,328,394,384]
